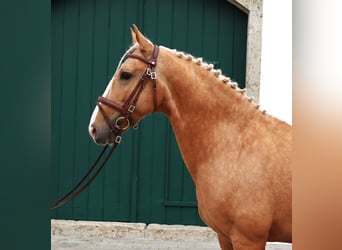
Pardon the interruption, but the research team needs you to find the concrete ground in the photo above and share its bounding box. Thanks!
[51,220,292,250]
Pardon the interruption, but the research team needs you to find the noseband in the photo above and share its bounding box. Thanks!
[97,45,159,144]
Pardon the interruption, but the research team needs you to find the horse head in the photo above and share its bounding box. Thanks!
[88,25,164,145]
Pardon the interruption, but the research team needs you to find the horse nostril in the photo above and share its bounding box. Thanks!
[89,125,97,139]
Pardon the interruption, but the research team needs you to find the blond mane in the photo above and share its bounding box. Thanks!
[165,47,265,114]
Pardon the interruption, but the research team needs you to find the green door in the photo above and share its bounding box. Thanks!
[52,0,247,226]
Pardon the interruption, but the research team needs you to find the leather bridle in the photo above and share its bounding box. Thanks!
[51,45,160,209]
[97,44,159,144]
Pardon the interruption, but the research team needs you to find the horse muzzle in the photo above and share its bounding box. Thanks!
[89,123,112,146]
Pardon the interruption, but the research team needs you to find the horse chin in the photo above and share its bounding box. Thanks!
[101,133,116,146]
[97,141,108,146]
[92,139,108,147]
[94,139,115,147]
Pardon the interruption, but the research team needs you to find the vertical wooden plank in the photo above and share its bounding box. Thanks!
[181,165,198,225]
[196,210,206,226]
[187,0,203,55]
[150,115,169,223]
[218,0,235,77]
[156,0,173,46]
[87,0,111,221]
[136,117,154,223]
[51,0,65,219]
[232,8,248,87]
[171,0,188,51]
[180,207,197,225]
[202,0,219,61]
[127,129,138,222]
[142,0,157,37]
[56,0,79,219]
[71,0,96,220]
[165,132,184,224]
[107,0,125,73]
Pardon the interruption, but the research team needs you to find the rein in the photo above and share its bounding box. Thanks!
[51,45,159,209]
[50,145,115,209]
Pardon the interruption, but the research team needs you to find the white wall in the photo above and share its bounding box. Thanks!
[259,0,292,124]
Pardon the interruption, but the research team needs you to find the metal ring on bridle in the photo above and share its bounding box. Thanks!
[114,116,130,131]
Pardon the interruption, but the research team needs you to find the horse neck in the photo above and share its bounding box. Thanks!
[157,48,260,179]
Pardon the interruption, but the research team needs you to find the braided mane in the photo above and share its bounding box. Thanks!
[165,47,265,113]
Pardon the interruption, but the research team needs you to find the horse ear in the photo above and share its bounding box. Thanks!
[130,27,137,44]
[131,24,154,57]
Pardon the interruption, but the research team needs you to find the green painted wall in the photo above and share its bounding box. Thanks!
[52,0,247,226]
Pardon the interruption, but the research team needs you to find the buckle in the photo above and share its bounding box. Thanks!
[128,104,135,112]
[146,68,157,79]
[150,72,157,79]
[146,68,152,76]
[114,135,122,144]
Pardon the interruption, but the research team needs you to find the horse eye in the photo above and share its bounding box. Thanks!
[120,71,133,80]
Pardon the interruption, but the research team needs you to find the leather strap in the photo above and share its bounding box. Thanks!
[50,144,118,209]
[126,45,159,111]
[126,45,159,66]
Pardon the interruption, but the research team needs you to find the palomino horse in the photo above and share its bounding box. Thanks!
[88,25,292,250]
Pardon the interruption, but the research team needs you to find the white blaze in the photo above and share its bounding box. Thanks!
[88,79,112,132]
